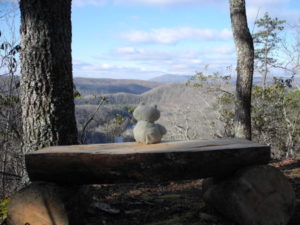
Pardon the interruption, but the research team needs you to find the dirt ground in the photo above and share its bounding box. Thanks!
[67,158,300,225]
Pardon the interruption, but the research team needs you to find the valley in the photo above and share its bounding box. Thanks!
[74,75,231,144]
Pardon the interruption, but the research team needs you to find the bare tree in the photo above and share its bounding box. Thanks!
[229,0,254,140]
[80,97,108,144]
[0,3,24,199]
[279,21,300,82]
[19,0,78,152]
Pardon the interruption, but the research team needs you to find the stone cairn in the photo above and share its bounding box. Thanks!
[133,103,166,144]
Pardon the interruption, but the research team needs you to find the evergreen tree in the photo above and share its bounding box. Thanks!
[253,12,285,87]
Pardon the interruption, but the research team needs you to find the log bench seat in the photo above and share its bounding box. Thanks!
[25,138,270,184]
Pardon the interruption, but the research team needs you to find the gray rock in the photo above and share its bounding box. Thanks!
[202,165,295,225]
[133,121,166,144]
[7,182,68,225]
[133,103,160,122]
[156,123,167,136]
[133,103,166,144]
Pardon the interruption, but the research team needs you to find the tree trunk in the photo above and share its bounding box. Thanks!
[20,0,78,152]
[229,0,254,140]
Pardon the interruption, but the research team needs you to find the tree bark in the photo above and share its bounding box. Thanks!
[20,0,78,152]
[229,0,254,140]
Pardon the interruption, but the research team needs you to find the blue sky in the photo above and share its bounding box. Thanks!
[1,0,300,80]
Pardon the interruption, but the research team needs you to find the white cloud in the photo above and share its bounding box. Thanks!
[246,0,299,24]
[73,41,236,79]
[248,0,290,7]
[73,0,107,7]
[122,27,232,44]
[87,44,236,78]
[112,45,234,62]
[97,48,230,72]
[73,60,163,79]
[116,47,142,54]
[113,47,191,62]
[71,0,299,26]
[71,0,224,7]
[0,0,18,3]
[114,0,291,8]
[113,0,221,7]
[71,0,294,10]
[212,45,235,55]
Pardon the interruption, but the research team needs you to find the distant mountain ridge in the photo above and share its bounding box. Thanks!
[149,74,192,83]
[74,77,163,96]
[73,75,300,101]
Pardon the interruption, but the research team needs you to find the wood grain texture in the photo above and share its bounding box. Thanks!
[25,139,270,184]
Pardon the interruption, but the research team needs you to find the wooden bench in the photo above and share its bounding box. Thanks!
[13,139,296,225]
[25,138,270,184]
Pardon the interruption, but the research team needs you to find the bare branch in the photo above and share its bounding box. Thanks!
[80,97,108,144]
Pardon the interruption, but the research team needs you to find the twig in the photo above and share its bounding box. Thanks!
[80,97,108,144]
[251,8,261,35]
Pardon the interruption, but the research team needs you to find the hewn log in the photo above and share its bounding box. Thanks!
[25,139,270,184]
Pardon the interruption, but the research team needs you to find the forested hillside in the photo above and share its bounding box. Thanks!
[74,77,163,95]
[75,79,234,144]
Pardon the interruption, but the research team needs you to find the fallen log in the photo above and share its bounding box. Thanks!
[25,138,270,184]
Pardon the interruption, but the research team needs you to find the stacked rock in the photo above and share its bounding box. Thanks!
[133,103,167,144]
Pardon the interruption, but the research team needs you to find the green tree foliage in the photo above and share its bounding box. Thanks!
[0,198,9,221]
[252,79,300,158]
[216,92,235,138]
[187,72,235,138]
[252,12,286,87]
[189,72,300,158]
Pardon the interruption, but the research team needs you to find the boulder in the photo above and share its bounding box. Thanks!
[7,182,68,225]
[133,103,160,122]
[203,165,295,225]
[132,103,166,144]
[133,121,166,144]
